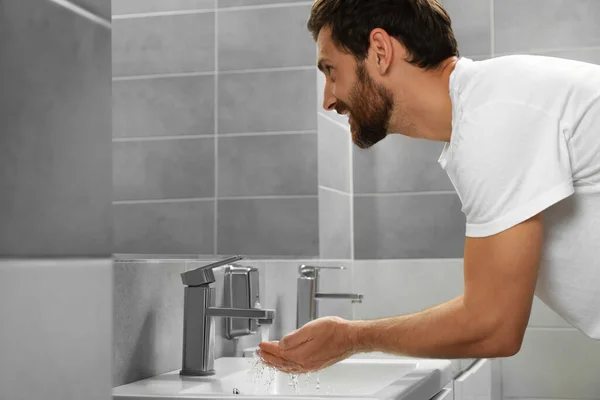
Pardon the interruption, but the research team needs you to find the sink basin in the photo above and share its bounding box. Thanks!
[113,355,452,400]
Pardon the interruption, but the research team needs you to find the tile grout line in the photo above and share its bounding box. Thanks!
[112,66,315,81]
[114,195,320,205]
[219,195,318,201]
[48,0,111,29]
[214,2,219,256]
[113,198,214,205]
[354,191,456,197]
[112,131,318,142]
[495,45,600,58]
[319,185,352,197]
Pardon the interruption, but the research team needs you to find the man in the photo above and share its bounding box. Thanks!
[260,0,600,373]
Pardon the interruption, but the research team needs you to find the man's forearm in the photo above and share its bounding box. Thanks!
[347,295,514,359]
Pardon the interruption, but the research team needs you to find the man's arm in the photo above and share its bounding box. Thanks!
[349,213,543,358]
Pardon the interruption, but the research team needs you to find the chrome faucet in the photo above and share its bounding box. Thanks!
[179,256,275,376]
[296,265,364,329]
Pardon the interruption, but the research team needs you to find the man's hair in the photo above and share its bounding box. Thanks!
[307,0,459,70]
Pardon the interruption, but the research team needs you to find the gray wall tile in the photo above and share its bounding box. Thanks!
[218,5,314,70]
[354,194,465,259]
[113,138,215,201]
[441,0,491,57]
[218,134,318,197]
[113,0,214,15]
[218,69,317,133]
[319,188,352,259]
[218,0,302,7]
[353,259,464,319]
[528,297,571,328]
[0,259,112,400]
[533,48,600,65]
[72,0,111,19]
[113,76,215,138]
[112,13,215,76]
[494,0,600,54]
[318,115,351,193]
[0,0,111,257]
[502,329,600,399]
[113,201,215,254]
[218,198,319,256]
[113,260,186,386]
[263,260,353,339]
[353,135,453,194]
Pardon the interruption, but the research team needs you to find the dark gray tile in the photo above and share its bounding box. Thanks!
[533,48,600,65]
[353,260,464,319]
[441,0,491,57]
[502,329,600,399]
[112,12,215,76]
[72,0,111,19]
[218,0,302,7]
[218,69,317,133]
[0,1,111,257]
[354,194,465,259]
[113,260,187,386]
[218,5,315,70]
[219,134,317,197]
[113,0,214,15]
[0,259,112,400]
[113,75,215,138]
[218,198,319,256]
[494,0,600,54]
[113,138,215,201]
[318,115,351,193]
[353,134,453,194]
[319,188,351,259]
[113,201,215,254]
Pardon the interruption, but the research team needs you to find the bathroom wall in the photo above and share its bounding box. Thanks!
[0,1,112,400]
[112,0,319,258]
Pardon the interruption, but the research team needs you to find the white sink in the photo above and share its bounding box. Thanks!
[113,354,452,400]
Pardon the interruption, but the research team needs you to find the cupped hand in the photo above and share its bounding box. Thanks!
[258,316,357,374]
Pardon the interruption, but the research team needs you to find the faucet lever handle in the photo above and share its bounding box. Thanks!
[181,255,244,287]
[298,264,346,277]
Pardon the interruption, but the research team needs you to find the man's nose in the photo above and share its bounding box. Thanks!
[323,96,336,112]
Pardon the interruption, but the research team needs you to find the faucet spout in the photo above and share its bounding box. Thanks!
[206,307,275,323]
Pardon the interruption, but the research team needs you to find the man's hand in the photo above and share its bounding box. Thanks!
[258,316,356,374]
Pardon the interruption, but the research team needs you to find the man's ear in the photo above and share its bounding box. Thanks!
[369,28,395,74]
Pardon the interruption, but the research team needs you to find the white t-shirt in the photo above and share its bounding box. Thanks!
[439,55,600,339]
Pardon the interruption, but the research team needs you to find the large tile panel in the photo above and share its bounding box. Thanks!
[319,188,352,259]
[318,115,351,193]
[353,194,465,259]
[441,0,492,57]
[0,259,112,400]
[0,0,111,257]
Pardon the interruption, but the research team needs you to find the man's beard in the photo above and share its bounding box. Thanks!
[338,62,395,149]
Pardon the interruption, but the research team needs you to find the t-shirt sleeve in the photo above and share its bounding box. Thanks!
[449,101,574,237]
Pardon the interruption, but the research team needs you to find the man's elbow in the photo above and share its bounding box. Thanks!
[488,326,526,357]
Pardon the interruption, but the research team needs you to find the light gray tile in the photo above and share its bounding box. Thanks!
[502,328,600,399]
[533,48,600,65]
[113,260,187,386]
[218,69,317,133]
[354,194,465,259]
[218,0,302,7]
[352,134,453,194]
[0,1,111,257]
[318,115,351,192]
[72,0,111,19]
[319,188,351,259]
[113,138,215,201]
[528,297,571,328]
[218,5,314,70]
[113,76,215,138]
[353,259,464,319]
[218,198,319,256]
[494,0,600,54]
[113,0,214,15]
[263,260,354,339]
[317,74,349,126]
[218,134,318,196]
[113,201,215,254]
[112,13,214,76]
[0,259,112,400]
[441,0,491,57]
